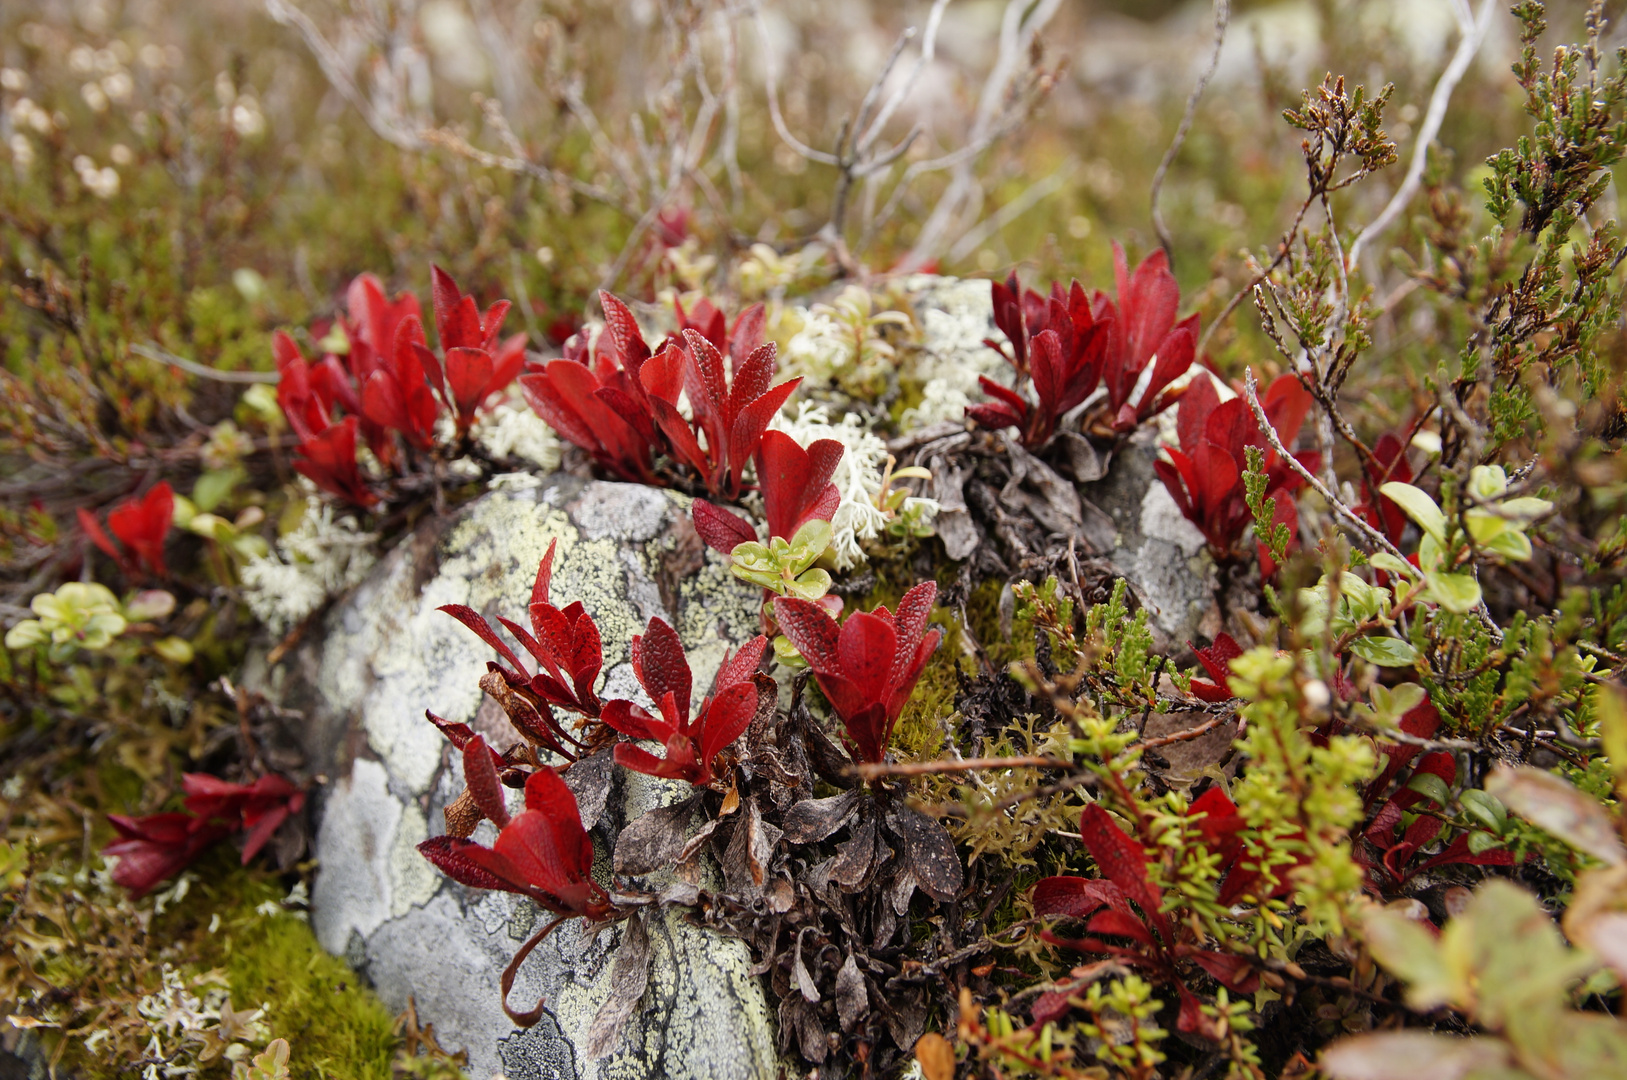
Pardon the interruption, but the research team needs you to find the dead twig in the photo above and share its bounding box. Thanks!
[1150,0,1231,260]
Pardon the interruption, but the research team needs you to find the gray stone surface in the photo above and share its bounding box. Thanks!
[255,476,777,1080]
[1082,430,1220,650]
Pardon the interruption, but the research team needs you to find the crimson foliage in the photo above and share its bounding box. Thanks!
[601,617,770,786]
[773,581,941,764]
[104,773,304,897]
[520,293,796,497]
[1154,371,1319,563]
[692,429,843,554]
[78,481,173,578]
[971,244,1200,448]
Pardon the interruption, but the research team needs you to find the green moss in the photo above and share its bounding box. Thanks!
[163,863,399,1080]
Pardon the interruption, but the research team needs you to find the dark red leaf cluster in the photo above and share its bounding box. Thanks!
[970,244,1200,448]
[78,481,173,577]
[693,429,843,554]
[519,294,797,497]
[602,618,770,786]
[104,773,305,897]
[1154,371,1320,566]
[438,539,600,760]
[773,581,942,764]
[1031,803,1261,1040]
[271,268,524,506]
[1357,702,1515,887]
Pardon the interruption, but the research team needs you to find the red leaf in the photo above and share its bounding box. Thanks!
[439,604,530,681]
[692,499,758,554]
[715,635,768,692]
[631,617,692,721]
[1086,908,1155,946]
[463,734,513,828]
[602,699,670,743]
[1032,876,1124,918]
[697,679,758,768]
[1077,804,1163,919]
[446,346,496,420]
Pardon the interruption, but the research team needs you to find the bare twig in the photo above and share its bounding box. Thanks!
[1242,366,1407,561]
[851,755,1069,780]
[1346,0,1497,273]
[1139,714,1229,750]
[1150,0,1231,260]
[131,343,279,385]
[896,0,1063,271]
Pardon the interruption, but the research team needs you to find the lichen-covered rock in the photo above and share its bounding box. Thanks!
[1082,431,1220,649]
[251,476,777,1080]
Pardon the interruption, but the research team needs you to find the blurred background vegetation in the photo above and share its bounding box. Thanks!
[2,0,1624,1076]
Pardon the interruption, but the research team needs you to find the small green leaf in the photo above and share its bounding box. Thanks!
[1468,465,1508,500]
[771,634,807,668]
[1458,789,1508,832]
[1407,772,1452,806]
[1351,636,1419,667]
[1466,829,1505,855]
[153,637,195,664]
[1497,496,1552,521]
[1370,553,1417,579]
[1380,481,1447,543]
[1483,529,1533,562]
[1598,685,1627,797]
[783,568,832,600]
[4,620,47,650]
[785,519,832,574]
[192,465,245,513]
[1426,571,1482,613]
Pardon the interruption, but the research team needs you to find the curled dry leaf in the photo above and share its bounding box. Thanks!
[721,796,782,898]
[563,748,615,832]
[793,925,821,1004]
[835,953,868,1034]
[886,803,965,902]
[829,815,878,890]
[585,912,652,1060]
[612,796,701,877]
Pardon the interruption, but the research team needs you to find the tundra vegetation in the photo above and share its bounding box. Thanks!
[4,0,1627,1078]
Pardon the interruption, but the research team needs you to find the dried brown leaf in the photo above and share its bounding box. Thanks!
[781,789,864,844]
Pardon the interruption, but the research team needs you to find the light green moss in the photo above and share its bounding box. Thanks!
[180,865,400,1080]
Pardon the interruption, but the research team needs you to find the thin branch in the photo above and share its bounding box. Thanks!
[1194,194,1316,357]
[945,164,1075,263]
[1139,713,1229,750]
[851,755,1069,780]
[1242,366,1407,561]
[856,0,951,157]
[896,0,1062,271]
[752,6,841,166]
[1346,0,1496,273]
[1150,0,1231,260]
[263,0,422,150]
[131,343,279,384]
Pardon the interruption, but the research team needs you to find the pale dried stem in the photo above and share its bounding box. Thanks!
[1242,368,1407,562]
[1346,0,1497,274]
[1150,0,1231,260]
